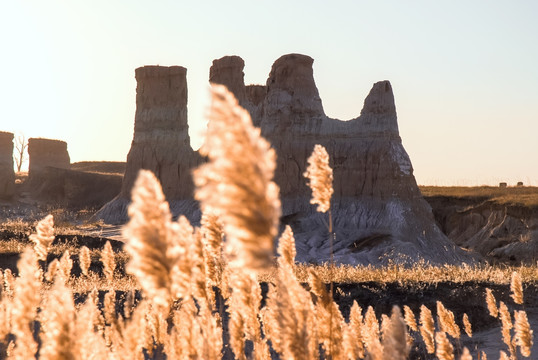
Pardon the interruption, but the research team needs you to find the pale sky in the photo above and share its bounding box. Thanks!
[1,1,537,185]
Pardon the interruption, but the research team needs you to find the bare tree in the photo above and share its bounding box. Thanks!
[13,134,28,173]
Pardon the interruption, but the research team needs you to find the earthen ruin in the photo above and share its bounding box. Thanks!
[97,53,476,265]
[0,132,15,199]
[28,138,70,178]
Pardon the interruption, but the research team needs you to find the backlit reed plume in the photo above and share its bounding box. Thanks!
[78,246,91,277]
[123,289,135,319]
[39,278,76,360]
[111,299,148,360]
[59,250,72,283]
[381,314,390,341]
[344,301,365,359]
[364,305,383,356]
[45,259,59,283]
[29,214,55,261]
[437,301,461,339]
[277,225,296,270]
[382,306,409,360]
[460,347,472,360]
[304,144,333,213]
[265,226,315,360]
[403,305,418,332]
[101,241,116,282]
[73,293,108,359]
[3,269,14,298]
[510,271,523,305]
[122,170,189,310]
[420,305,436,354]
[463,313,472,337]
[485,288,498,317]
[308,268,343,359]
[514,310,533,357]
[435,331,454,360]
[200,211,223,305]
[104,290,116,325]
[193,84,281,272]
[499,350,509,360]
[498,301,516,358]
[11,248,41,359]
[228,271,269,360]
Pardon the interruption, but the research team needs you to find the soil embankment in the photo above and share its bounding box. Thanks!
[422,186,538,264]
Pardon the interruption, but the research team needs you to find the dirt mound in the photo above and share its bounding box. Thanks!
[28,167,122,209]
[426,194,538,264]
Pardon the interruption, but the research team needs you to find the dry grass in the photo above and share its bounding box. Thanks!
[0,86,535,359]
[419,185,538,207]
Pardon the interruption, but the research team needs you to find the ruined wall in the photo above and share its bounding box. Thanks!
[28,138,70,177]
[0,131,15,199]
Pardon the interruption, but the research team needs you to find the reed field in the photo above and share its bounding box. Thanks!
[0,85,535,359]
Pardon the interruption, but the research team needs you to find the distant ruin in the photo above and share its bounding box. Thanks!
[96,53,475,266]
[28,138,70,178]
[0,132,15,199]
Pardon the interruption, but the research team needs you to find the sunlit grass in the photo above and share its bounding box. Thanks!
[419,185,538,207]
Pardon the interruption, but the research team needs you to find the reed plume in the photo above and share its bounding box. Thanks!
[228,271,269,360]
[200,211,224,305]
[277,225,296,270]
[193,84,281,272]
[514,309,533,357]
[308,268,343,359]
[403,305,418,331]
[463,313,472,337]
[11,247,41,360]
[435,331,454,360]
[460,347,472,360]
[346,301,365,358]
[101,241,116,282]
[499,350,509,360]
[265,226,315,360]
[381,314,391,341]
[0,298,10,342]
[29,214,55,261]
[304,144,333,213]
[45,258,59,283]
[364,305,383,356]
[3,269,14,298]
[485,288,498,317]
[104,290,116,325]
[510,271,523,305]
[78,246,91,277]
[39,278,76,360]
[382,306,409,360]
[419,305,436,354]
[122,170,192,310]
[123,289,135,320]
[437,301,461,339]
[73,293,108,360]
[59,250,73,283]
[498,301,513,354]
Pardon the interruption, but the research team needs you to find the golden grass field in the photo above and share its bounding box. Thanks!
[419,186,538,208]
[0,86,535,359]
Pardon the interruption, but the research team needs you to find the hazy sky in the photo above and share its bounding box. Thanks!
[1,1,537,185]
